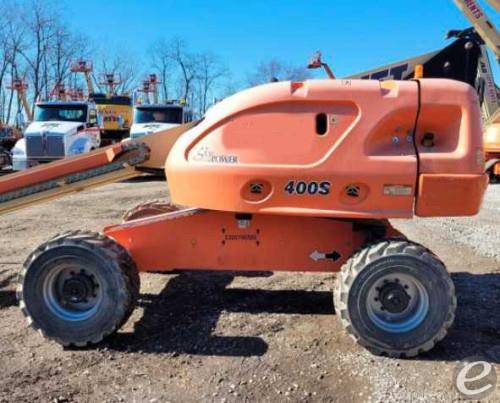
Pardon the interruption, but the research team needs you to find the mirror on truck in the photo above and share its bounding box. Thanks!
[89,109,98,126]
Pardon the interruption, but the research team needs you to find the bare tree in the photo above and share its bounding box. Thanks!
[195,52,226,114]
[0,12,11,122]
[149,39,174,102]
[165,38,198,101]
[219,73,242,99]
[50,27,90,88]
[150,38,232,113]
[0,3,236,123]
[17,0,59,110]
[93,52,138,95]
[247,59,312,87]
[0,0,27,123]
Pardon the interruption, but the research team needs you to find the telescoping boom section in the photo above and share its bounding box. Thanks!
[0,121,198,215]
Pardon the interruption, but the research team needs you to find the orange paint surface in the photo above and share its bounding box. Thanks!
[105,209,366,273]
[416,173,488,216]
[166,79,486,218]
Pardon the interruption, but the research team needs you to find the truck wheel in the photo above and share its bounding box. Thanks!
[122,199,178,222]
[335,239,455,357]
[17,231,139,347]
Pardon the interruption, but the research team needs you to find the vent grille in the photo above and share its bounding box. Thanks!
[26,134,65,159]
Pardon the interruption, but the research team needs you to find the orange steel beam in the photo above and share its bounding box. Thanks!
[0,121,198,215]
[104,208,367,273]
[0,142,148,215]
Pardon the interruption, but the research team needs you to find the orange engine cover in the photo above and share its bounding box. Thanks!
[166,79,487,219]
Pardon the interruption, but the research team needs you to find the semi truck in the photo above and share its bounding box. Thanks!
[12,100,100,170]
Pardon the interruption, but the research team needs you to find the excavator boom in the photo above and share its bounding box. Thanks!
[0,121,198,215]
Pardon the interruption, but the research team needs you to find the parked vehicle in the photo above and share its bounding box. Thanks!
[12,100,100,171]
[130,102,194,140]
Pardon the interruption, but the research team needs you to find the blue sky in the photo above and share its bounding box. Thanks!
[61,0,499,82]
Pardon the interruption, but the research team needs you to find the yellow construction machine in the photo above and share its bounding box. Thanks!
[70,60,133,145]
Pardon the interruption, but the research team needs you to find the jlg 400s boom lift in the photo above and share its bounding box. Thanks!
[0,77,487,357]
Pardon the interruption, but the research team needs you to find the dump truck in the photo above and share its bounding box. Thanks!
[0,76,488,357]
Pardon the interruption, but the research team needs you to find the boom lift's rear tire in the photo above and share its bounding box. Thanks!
[122,199,178,222]
[334,239,456,358]
[17,231,139,347]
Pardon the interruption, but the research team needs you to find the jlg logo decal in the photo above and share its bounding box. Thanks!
[284,180,331,196]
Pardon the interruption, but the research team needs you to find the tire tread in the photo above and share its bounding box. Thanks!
[122,199,178,222]
[335,238,456,358]
[17,230,139,347]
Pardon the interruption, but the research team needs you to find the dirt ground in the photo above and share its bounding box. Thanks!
[0,178,499,403]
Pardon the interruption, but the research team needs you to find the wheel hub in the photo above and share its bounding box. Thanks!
[61,272,96,304]
[378,281,411,314]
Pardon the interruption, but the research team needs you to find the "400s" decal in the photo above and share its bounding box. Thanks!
[284,180,331,196]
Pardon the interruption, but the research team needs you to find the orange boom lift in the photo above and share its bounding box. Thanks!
[1,78,488,357]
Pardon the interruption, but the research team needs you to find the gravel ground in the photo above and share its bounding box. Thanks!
[0,179,499,402]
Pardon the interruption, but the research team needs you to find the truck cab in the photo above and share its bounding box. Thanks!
[129,103,193,140]
[12,101,100,171]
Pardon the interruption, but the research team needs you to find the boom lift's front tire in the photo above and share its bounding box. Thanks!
[17,231,139,347]
[335,239,456,357]
[122,199,178,222]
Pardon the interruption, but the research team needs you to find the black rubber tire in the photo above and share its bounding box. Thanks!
[334,239,456,358]
[17,231,139,347]
[122,199,178,222]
